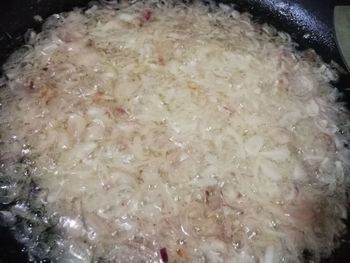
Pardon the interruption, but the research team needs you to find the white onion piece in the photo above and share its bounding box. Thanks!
[306,99,320,117]
[67,114,87,141]
[245,135,265,156]
[293,162,308,180]
[261,146,290,162]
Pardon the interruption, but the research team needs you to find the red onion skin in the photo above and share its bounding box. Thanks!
[143,10,152,21]
[160,247,168,263]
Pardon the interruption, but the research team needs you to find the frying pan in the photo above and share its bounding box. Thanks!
[0,0,350,262]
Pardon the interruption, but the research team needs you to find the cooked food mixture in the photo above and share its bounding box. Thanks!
[0,1,349,262]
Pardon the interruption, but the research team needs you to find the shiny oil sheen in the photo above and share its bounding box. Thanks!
[0,1,350,263]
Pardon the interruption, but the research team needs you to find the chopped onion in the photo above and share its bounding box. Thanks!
[0,1,348,263]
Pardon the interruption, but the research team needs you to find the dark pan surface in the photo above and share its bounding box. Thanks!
[0,0,350,262]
